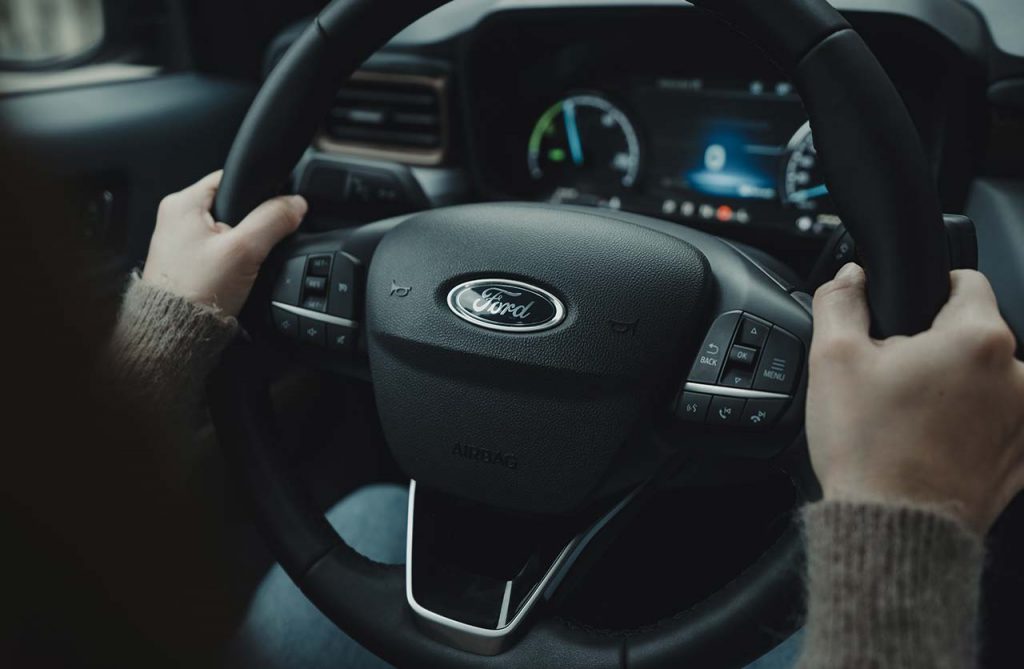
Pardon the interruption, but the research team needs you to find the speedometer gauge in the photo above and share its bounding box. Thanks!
[527,94,641,191]
[782,121,830,209]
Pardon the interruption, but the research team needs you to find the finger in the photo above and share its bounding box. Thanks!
[228,194,307,260]
[176,170,224,213]
[812,263,871,347]
[932,270,1001,330]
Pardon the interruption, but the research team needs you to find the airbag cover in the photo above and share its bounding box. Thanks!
[366,204,710,513]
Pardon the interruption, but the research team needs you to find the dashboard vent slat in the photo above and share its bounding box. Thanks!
[321,72,447,165]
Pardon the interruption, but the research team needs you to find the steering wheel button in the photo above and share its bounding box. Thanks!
[304,276,327,294]
[271,255,306,306]
[740,399,786,430]
[327,323,357,352]
[729,344,758,366]
[299,316,327,347]
[720,364,755,389]
[676,391,711,422]
[308,255,332,277]
[271,306,299,340]
[302,296,328,313]
[327,252,359,319]
[707,396,745,426]
[687,312,740,384]
[752,327,803,394]
[736,316,770,348]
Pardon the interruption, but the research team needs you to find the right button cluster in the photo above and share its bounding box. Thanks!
[678,311,804,430]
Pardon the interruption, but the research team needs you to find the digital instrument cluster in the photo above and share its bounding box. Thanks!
[464,9,965,245]
[525,78,840,238]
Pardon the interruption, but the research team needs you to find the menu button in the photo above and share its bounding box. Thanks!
[752,327,803,394]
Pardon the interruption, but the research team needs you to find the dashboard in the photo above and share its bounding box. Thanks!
[461,8,987,243]
[274,0,1020,277]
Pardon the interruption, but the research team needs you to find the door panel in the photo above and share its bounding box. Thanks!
[1,73,254,275]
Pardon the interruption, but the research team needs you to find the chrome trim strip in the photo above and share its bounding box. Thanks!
[271,301,359,328]
[683,382,790,400]
[497,581,513,628]
[446,278,566,333]
[404,480,580,656]
[541,485,641,597]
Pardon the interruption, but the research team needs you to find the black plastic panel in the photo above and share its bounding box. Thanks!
[0,74,255,265]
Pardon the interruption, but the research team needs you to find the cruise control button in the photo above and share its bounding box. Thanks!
[729,345,758,366]
[740,399,786,430]
[688,312,740,384]
[327,252,359,319]
[720,365,754,389]
[675,392,711,423]
[327,323,357,352]
[299,316,326,347]
[308,255,332,277]
[736,316,770,348]
[302,296,328,313]
[304,276,327,294]
[753,327,803,394]
[272,306,299,340]
[271,256,306,306]
[707,396,745,426]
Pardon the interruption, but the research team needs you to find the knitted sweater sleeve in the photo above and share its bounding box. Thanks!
[103,275,247,653]
[796,500,984,669]
[108,274,238,411]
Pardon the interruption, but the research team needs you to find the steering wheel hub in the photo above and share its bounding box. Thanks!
[366,203,711,514]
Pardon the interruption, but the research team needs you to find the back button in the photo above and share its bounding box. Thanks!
[688,313,740,384]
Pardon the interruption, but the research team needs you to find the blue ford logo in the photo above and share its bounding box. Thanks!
[446,279,565,332]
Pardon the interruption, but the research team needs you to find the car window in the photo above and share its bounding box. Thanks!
[0,0,105,68]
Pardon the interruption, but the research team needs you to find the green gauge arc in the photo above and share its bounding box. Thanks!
[527,94,642,189]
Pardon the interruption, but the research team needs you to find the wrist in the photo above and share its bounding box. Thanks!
[140,268,219,313]
[800,499,984,667]
[821,480,986,536]
[110,274,239,402]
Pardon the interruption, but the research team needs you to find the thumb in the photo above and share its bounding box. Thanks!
[812,263,871,348]
[228,195,308,260]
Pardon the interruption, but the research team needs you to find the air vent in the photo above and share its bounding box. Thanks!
[319,71,447,166]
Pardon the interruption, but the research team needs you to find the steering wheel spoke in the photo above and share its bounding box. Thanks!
[404,480,643,655]
[252,216,411,378]
[659,304,811,461]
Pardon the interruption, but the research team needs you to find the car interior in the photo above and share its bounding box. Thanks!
[3,0,1023,667]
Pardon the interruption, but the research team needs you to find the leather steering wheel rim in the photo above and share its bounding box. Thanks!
[209,1,952,667]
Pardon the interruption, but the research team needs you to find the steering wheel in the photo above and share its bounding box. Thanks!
[208,1,951,667]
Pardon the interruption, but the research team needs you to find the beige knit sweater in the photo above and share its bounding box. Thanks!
[113,277,986,668]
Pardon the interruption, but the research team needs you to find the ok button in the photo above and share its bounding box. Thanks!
[688,312,740,384]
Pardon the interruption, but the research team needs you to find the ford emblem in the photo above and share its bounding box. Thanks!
[446,279,565,332]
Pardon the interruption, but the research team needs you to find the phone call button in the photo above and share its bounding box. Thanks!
[707,396,745,426]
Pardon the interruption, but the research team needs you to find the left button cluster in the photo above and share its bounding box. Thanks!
[270,253,361,353]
